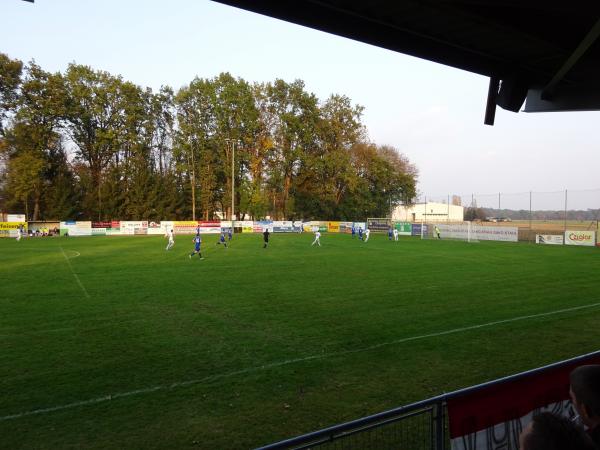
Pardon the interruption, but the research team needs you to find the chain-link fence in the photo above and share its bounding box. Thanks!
[411,189,600,241]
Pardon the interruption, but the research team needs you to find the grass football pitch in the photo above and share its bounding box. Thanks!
[1,233,600,449]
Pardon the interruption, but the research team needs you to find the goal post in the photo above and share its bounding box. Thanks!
[421,222,479,242]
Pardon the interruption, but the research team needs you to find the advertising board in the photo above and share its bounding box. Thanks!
[353,222,366,233]
[147,221,165,235]
[411,223,428,236]
[536,234,564,245]
[239,220,254,233]
[254,220,273,232]
[367,218,391,232]
[327,221,340,233]
[199,221,221,234]
[394,222,412,235]
[273,221,296,232]
[564,230,596,246]
[120,221,148,235]
[0,222,27,238]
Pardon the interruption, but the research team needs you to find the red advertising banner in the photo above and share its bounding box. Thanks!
[199,221,221,227]
[92,221,112,228]
[448,352,600,450]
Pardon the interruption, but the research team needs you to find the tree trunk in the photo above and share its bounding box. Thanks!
[33,192,40,221]
[282,173,291,220]
[190,170,196,221]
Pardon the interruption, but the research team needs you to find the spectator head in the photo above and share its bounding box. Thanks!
[519,412,595,450]
[570,365,600,428]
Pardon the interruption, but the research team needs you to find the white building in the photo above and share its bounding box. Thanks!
[392,202,464,223]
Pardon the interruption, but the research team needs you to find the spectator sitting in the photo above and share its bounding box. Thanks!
[519,412,595,450]
[571,364,600,447]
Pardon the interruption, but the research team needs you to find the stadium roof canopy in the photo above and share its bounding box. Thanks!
[212,0,600,125]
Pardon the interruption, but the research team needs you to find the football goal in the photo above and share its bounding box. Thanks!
[421,222,479,242]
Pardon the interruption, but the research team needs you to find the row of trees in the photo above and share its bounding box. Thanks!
[464,207,600,221]
[0,53,417,221]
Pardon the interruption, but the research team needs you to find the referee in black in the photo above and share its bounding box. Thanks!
[263,228,270,248]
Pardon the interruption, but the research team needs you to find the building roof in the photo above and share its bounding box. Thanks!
[212,0,600,124]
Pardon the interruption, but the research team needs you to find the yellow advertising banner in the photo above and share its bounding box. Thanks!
[0,222,27,230]
[327,221,340,233]
[174,221,199,226]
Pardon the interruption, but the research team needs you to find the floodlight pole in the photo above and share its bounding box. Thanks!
[529,191,532,242]
[225,138,236,221]
[232,140,235,222]
[564,189,568,232]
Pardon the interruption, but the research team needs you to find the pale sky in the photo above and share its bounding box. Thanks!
[2,0,599,210]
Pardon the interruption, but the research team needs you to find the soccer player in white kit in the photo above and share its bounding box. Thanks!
[165,229,175,250]
[311,230,321,246]
[393,228,399,241]
[364,228,371,242]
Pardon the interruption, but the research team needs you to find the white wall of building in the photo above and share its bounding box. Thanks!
[392,202,464,222]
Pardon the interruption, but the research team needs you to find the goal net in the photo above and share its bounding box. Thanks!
[366,218,392,232]
[421,222,479,242]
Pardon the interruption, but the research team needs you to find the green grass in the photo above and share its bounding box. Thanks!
[1,233,599,449]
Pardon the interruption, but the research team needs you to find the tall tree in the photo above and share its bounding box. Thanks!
[0,53,23,136]
[4,150,45,219]
[211,73,260,220]
[175,77,217,220]
[262,79,320,219]
[1,61,74,220]
[63,64,126,220]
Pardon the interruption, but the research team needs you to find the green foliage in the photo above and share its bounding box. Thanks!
[0,53,23,136]
[464,206,487,221]
[0,55,418,221]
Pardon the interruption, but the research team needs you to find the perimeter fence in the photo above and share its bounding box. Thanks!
[256,350,600,450]
[417,188,600,241]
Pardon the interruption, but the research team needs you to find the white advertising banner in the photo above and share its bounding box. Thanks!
[437,224,473,240]
[147,221,166,235]
[7,214,26,222]
[475,225,518,242]
[435,224,518,242]
[536,234,564,245]
[120,221,148,235]
[564,230,596,246]
[60,221,92,236]
[199,221,222,234]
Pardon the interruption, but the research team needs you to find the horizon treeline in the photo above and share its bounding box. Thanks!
[0,53,417,222]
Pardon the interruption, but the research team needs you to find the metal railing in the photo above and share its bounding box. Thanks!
[256,350,600,450]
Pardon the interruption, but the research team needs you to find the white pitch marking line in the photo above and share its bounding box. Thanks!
[67,250,80,259]
[2,301,600,422]
[60,246,90,299]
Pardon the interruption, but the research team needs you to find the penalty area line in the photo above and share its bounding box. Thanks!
[2,301,600,422]
[60,246,90,299]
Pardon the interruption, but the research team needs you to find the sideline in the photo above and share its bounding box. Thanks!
[2,300,600,422]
